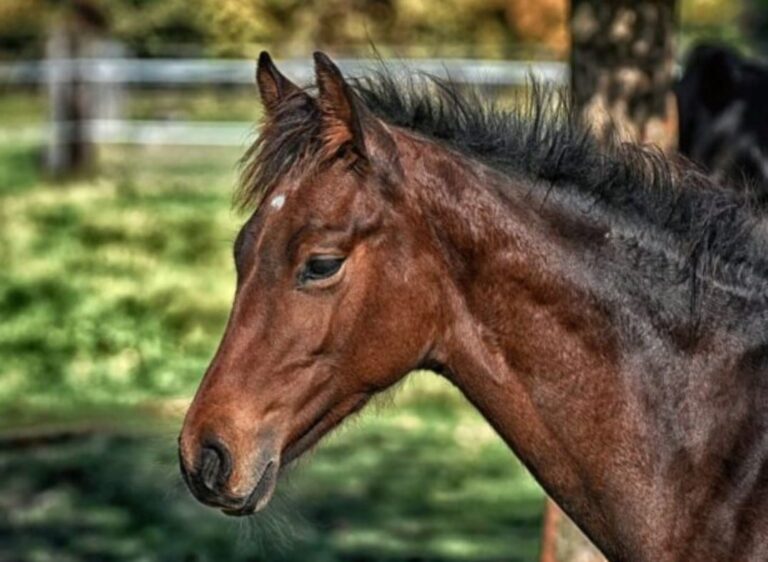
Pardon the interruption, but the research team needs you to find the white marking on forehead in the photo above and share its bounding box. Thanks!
[270,194,286,210]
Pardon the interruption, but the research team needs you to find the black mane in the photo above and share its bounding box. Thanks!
[238,67,768,300]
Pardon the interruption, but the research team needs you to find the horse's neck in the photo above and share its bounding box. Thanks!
[403,136,768,562]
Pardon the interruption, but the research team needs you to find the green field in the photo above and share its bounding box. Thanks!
[0,137,545,561]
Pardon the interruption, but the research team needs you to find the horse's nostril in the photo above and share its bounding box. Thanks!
[197,439,232,494]
[200,447,220,490]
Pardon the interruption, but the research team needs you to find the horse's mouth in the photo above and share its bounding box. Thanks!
[215,413,338,518]
[215,414,329,518]
[281,393,370,468]
[220,393,369,517]
[281,409,334,467]
[221,459,278,517]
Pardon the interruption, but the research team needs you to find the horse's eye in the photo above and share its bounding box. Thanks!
[300,256,345,283]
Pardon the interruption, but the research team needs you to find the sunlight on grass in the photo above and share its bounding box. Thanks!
[0,142,240,418]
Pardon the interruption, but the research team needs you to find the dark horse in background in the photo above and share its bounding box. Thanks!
[677,42,768,192]
[179,52,768,561]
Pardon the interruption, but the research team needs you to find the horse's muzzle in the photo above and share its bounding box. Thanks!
[179,436,279,515]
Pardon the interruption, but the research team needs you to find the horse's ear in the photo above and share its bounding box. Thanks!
[313,51,368,159]
[256,51,305,115]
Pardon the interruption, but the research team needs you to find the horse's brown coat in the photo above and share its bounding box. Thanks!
[180,52,768,562]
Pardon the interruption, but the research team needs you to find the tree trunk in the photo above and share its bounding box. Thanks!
[541,2,679,561]
[570,0,678,150]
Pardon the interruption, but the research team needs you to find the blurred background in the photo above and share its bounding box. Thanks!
[0,1,765,561]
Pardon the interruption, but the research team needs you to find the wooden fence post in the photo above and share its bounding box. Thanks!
[46,18,90,177]
[45,0,111,179]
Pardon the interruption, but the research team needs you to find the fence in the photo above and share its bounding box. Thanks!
[0,57,567,148]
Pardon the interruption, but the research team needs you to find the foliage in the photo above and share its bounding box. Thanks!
[0,0,571,59]
[681,0,743,26]
[107,0,210,57]
[680,0,747,50]
[0,0,758,60]
[505,0,568,56]
[198,0,565,58]
[0,0,50,58]
[0,0,208,58]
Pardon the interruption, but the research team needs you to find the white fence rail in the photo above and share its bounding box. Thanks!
[1,58,567,147]
[53,119,257,146]
[0,57,566,86]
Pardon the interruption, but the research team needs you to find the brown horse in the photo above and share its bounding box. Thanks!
[179,52,768,562]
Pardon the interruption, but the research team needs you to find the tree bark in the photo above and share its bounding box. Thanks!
[542,2,679,561]
[570,0,678,150]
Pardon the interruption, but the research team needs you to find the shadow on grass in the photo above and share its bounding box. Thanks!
[0,409,543,562]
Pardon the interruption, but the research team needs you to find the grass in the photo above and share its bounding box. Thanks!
[0,141,244,424]
[0,88,45,127]
[0,132,545,560]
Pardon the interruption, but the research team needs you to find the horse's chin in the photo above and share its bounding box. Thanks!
[221,393,371,517]
[221,459,279,517]
[282,392,372,467]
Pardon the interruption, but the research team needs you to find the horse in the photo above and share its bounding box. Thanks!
[179,52,768,562]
